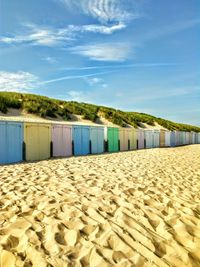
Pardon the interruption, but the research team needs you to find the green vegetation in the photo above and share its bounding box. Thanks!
[0,91,200,132]
[0,92,22,113]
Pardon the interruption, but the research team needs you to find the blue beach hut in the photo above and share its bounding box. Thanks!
[90,126,104,154]
[170,131,176,147]
[145,130,154,148]
[72,125,90,155]
[0,121,23,164]
[153,130,160,148]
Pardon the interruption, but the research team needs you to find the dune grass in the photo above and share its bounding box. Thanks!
[0,91,200,132]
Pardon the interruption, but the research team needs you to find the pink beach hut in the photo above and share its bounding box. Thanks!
[137,129,145,149]
[52,124,72,157]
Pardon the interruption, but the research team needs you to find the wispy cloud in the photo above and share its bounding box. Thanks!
[69,23,126,34]
[85,77,108,88]
[85,77,103,85]
[60,0,139,24]
[0,24,73,47]
[41,70,116,84]
[0,71,38,92]
[61,62,178,71]
[69,43,131,61]
[42,56,57,63]
[0,22,127,47]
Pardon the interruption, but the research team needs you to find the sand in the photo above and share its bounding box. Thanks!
[0,145,200,267]
[0,112,165,130]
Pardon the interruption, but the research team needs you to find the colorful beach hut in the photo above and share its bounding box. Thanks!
[165,131,171,147]
[137,129,145,149]
[192,132,196,144]
[128,128,137,150]
[119,128,129,151]
[189,132,195,144]
[170,131,176,147]
[0,121,23,164]
[185,132,190,145]
[159,129,166,147]
[104,127,107,142]
[52,124,72,157]
[175,131,180,146]
[179,131,184,146]
[182,132,187,145]
[107,127,119,152]
[194,132,198,144]
[145,130,154,148]
[24,122,51,161]
[197,133,200,144]
[153,130,160,148]
[90,126,104,154]
[72,125,90,156]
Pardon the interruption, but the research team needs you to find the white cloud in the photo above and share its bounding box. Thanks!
[85,76,108,88]
[0,24,74,47]
[42,56,57,63]
[102,83,108,88]
[70,43,131,61]
[85,77,103,85]
[71,22,126,34]
[0,71,38,92]
[41,70,116,84]
[61,0,139,24]
[61,63,178,71]
[0,22,127,47]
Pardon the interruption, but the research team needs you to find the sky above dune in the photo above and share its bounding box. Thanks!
[0,0,199,125]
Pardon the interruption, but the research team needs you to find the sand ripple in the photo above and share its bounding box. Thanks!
[0,145,200,266]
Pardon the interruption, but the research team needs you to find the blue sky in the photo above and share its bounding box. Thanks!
[0,0,199,126]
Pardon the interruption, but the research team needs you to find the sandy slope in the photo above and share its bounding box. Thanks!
[0,145,200,267]
[0,111,165,130]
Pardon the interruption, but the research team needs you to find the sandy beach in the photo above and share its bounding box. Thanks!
[0,145,200,267]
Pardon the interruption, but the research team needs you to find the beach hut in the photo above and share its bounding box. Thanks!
[165,131,171,147]
[183,131,186,145]
[137,129,145,149]
[128,128,137,150]
[192,132,196,144]
[194,132,198,144]
[159,129,166,147]
[52,124,72,157]
[104,127,108,152]
[90,126,104,154]
[179,131,184,146]
[189,132,195,144]
[24,122,51,161]
[175,131,180,146]
[182,132,187,145]
[145,130,154,148]
[72,125,90,156]
[185,132,189,145]
[104,127,107,142]
[185,132,190,145]
[119,128,129,151]
[152,130,160,148]
[107,127,119,152]
[189,132,192,144]
[170,131,176,147]
[197,133,200,144]
[0,121,23,164]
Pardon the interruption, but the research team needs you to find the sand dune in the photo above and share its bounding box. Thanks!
[0,145,200,267]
